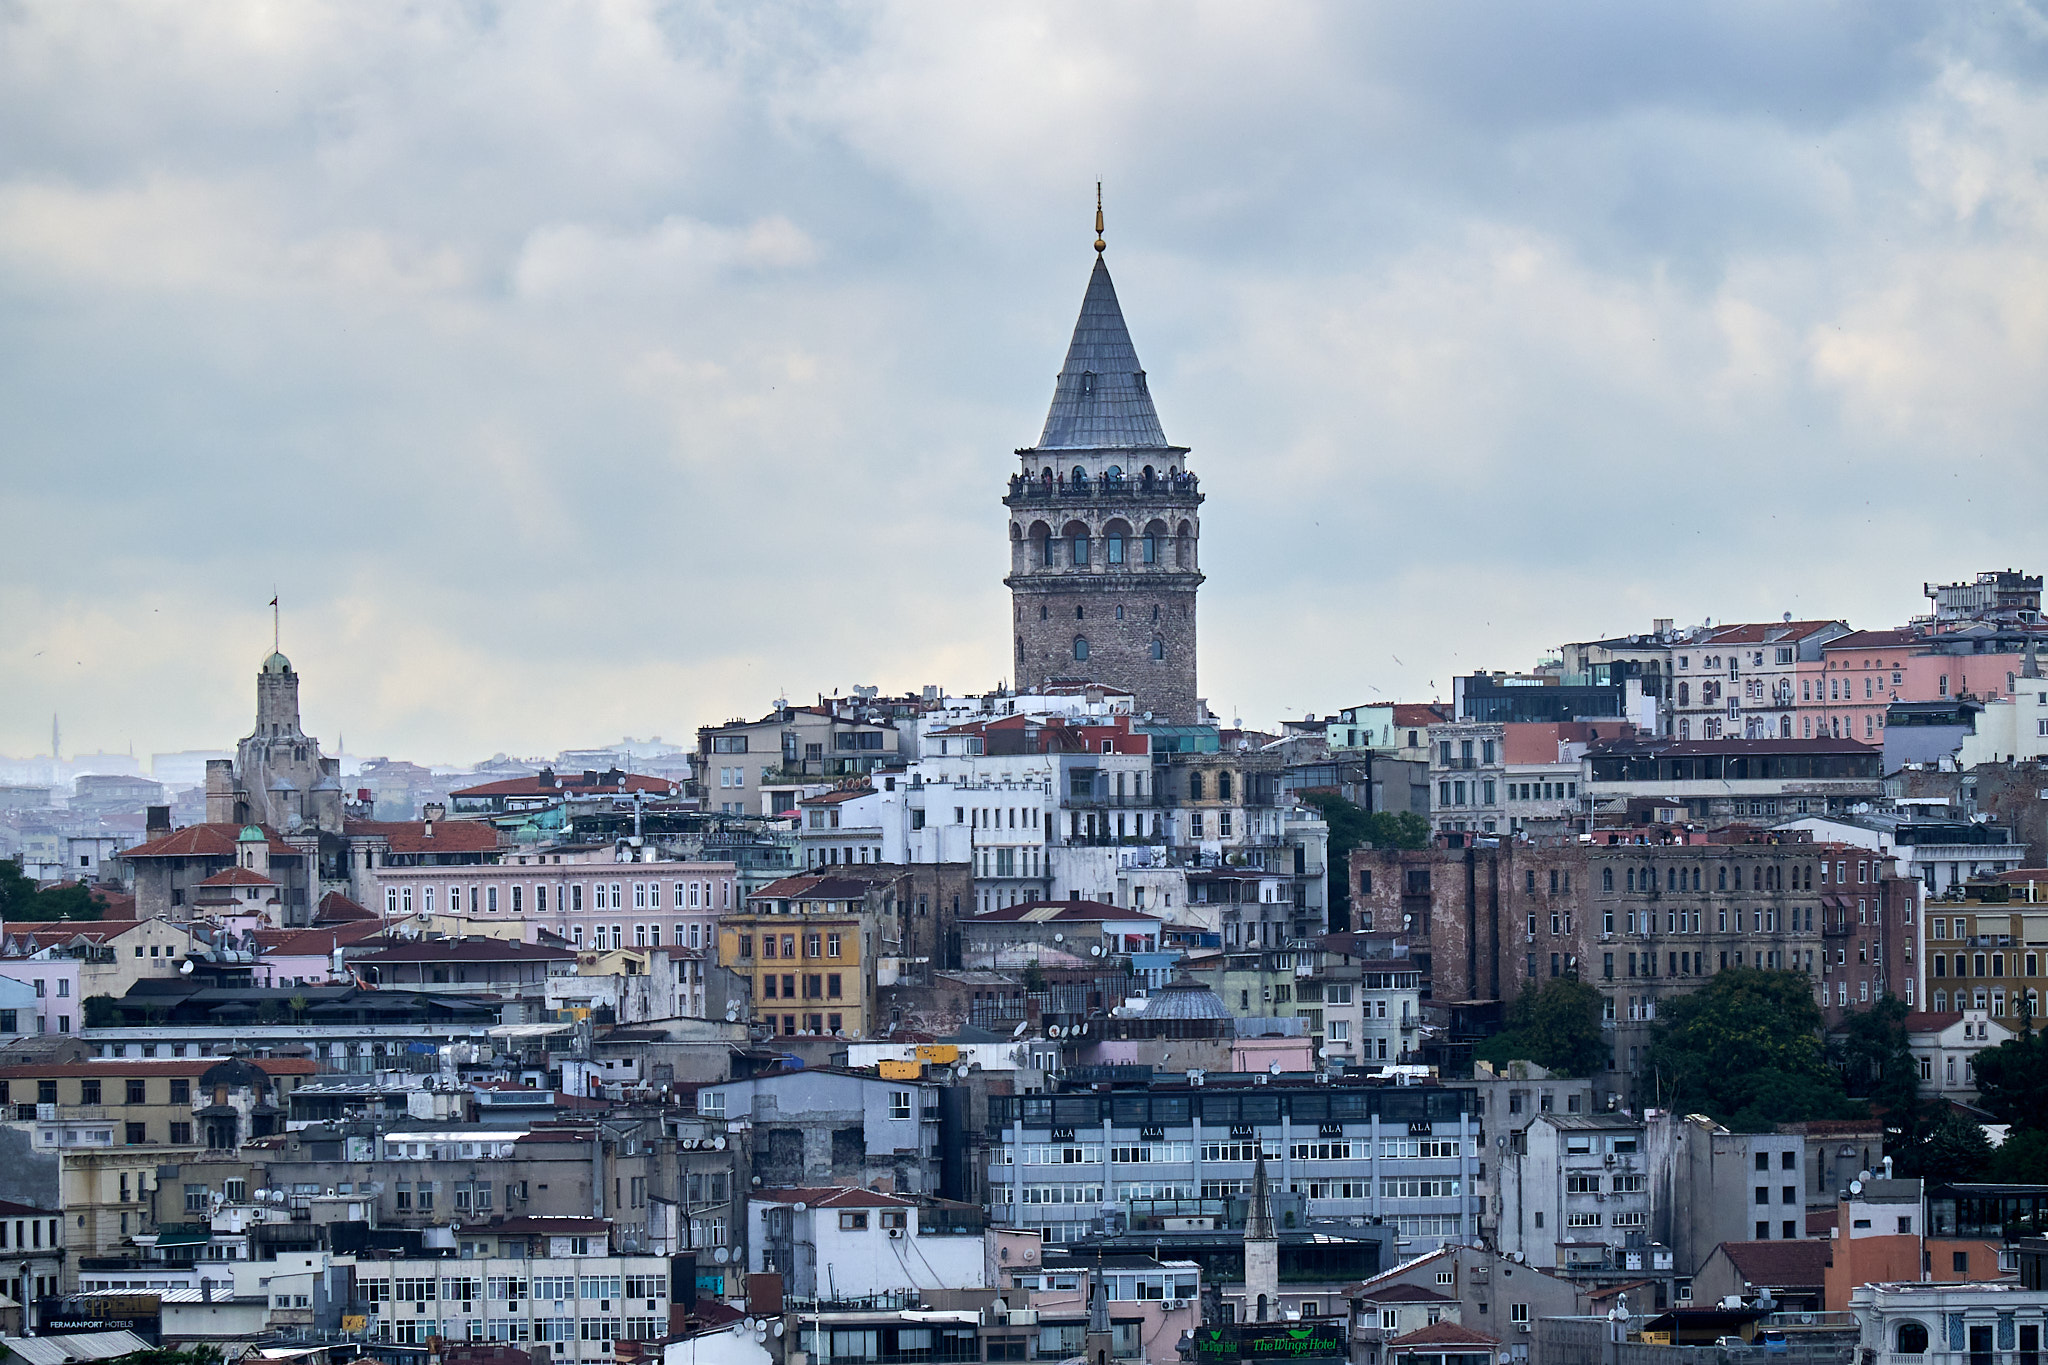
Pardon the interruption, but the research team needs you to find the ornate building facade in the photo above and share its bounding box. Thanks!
[1004,234,1204,723]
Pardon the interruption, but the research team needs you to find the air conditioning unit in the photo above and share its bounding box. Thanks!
[1516,1323,1531,1334]
[888,1228,905,1240]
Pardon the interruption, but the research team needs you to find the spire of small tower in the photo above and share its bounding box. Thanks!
[1094,182,1105,254]
[1089,1250,1111,1333]
[2025,637,2041,681]
[1247,1148,1275,1241]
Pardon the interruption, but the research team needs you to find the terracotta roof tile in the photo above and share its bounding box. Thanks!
[1714,1239,1830,1287]
[1388,1322,1501,1348]
[198,867,280,888]
[343,820,501,854]
[122,823,295,859]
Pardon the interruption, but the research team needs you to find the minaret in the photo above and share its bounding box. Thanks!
[1244,1147,1278,1322]
[1083,1249,1114,1365]
[1003,189,1204,722]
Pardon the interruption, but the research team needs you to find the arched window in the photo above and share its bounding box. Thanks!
[1150,638,1164,661]
[1895,1323,1929,1355]
[1073,637,1089,662]
[1072,465,1088,488]
[1106,465,1122,485]
[1141,465,1155,489]
[1677,681,1689,706]
[1071,530,1090,566]
[1219,773,1233,800]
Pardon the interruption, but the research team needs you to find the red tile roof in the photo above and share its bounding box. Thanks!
[799,788,874,807]
[122,823,296,859]
[1826,630,1922,652]
[1354,1284,1452,1303]
[1713,1239,1830,1288]
[1389,1322,1501,1348]
[971,899,1161,924]
[750,874,884,902]
[751,1186,912,1208]
[1392,704,1449,727]
[198,867,280,888]
[1703,620,1847,644]
[254,923,388,956]
[343,820,501,854]
[354,940,575,964]
[449,773,680,799]
[315,891,378,923]
[1902,1011,1967,1033]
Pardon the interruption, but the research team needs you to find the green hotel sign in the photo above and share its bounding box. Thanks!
[1192,1325,1347,1360]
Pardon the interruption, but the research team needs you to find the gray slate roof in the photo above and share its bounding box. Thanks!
[1035,255,1172,451]
[1141,976,1232,1021]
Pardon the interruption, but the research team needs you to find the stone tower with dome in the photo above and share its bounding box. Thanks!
[205,648,345,833]
[1003,199,1204,723]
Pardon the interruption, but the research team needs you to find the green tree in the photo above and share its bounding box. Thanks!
[0,858,107,921]
[82,995,122,1028]
[1972,1023,2048,1131]
[1646,968,1860,1127]
[1989,1128,2048,1184]
[1476,978,1607,1078]
[1834,996,1921,1116]
[1020,961,1048,994]
[1894,1108,1993,1182]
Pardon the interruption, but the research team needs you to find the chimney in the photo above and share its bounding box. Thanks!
[146,805,172,838]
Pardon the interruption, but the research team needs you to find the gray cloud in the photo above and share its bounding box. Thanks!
[1,2,2044,761]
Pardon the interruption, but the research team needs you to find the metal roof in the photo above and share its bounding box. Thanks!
[1034,255,1173,451]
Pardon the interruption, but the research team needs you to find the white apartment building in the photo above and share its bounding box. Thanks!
[355,1247,671,1356]
[1495,1114,1650,1273]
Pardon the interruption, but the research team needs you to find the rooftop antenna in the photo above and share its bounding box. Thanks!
[270,591,280,653]
[1094,183,1106,254]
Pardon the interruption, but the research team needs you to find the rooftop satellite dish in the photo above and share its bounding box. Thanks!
[1090,945,1103,957]
[1849,1180,1864,1195]
[713,1247,730,1264]
[714,1135,728,1150]
[1054,933,1064,942]
[1013,1021,1029,1038]
[1269,1061,1282,1076]
[793,1202,807,1213]
[745,1318,759,1333]
[774,1323,786,1338]
[180,959,194,974]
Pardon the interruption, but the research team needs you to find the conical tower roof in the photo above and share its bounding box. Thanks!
[1035,255,1171,451]
[1246,1147,1275,1240]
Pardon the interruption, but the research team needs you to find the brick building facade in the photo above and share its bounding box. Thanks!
[1350,836,1920,1100]
[1004,237,1203,723]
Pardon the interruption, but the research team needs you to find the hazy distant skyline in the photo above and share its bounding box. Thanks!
[4,4,2046,765]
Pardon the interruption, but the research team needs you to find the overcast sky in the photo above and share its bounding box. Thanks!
[4,3,2046,766]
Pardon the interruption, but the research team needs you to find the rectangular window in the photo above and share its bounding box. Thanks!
[890,1091,913,1120]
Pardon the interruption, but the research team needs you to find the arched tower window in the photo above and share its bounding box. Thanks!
[1073,637,1089,662]
[1151,639,1164,661]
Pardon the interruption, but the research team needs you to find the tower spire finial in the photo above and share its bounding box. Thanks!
[1094,182,1105,254]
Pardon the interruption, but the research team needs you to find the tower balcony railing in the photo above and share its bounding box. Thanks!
[1007,473,1201,500]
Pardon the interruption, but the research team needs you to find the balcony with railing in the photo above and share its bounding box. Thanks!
[1006,472,1201,502]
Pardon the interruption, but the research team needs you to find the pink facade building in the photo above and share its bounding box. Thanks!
[370,851,738,953]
